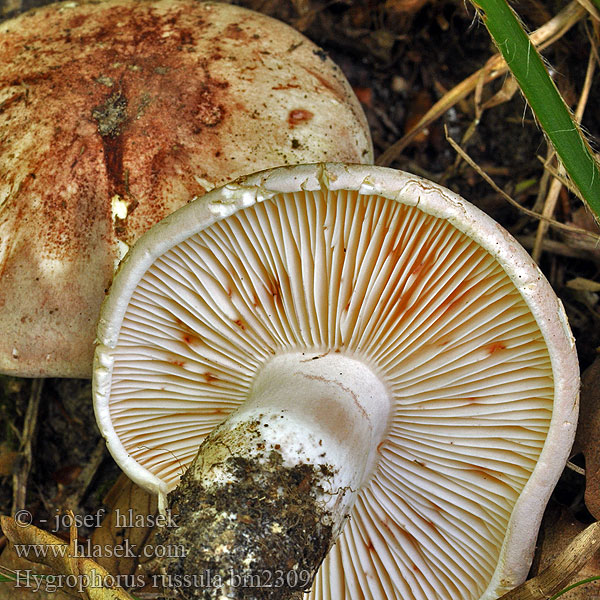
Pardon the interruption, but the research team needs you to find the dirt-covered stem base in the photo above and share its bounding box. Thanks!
[154,353,391,599]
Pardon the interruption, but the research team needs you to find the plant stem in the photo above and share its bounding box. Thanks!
[471,0,600,219]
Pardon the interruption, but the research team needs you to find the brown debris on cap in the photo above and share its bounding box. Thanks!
[0,0,372,378]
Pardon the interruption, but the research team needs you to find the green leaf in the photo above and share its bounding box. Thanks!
[471,0,600,219]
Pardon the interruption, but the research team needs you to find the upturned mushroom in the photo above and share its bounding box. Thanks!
[0,0,371,378]
[93,164,578,599]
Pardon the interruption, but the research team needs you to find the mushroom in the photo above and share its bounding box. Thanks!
[93,164,578,599]
[0,0,371,378]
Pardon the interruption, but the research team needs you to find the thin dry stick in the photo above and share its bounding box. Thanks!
[576,0,600,21]
[566,460,586,476]
[532,148,555,213]
[532,167,567,263]
[532,44,597,263]
[517,235,600,262]
[11,378,43,514]
[64,440,107,511]
[446,129,600,243]
[376,0,586,166]
[497,521,600,600]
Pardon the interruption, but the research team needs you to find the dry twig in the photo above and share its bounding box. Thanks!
[376,1,586,166]
[445,128,600,243]
[11,379,42,514]
[497,521,600,599]
[63,440,107,512]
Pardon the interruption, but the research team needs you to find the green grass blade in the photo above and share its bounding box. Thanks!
[549,575,600,599]
[471,0,600,219]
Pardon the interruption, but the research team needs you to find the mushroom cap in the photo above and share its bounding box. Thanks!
[0,0,372,378]
[93,164,578,599]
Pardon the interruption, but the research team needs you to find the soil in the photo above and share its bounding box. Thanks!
[157,418,335,600]
[1,0,599,597]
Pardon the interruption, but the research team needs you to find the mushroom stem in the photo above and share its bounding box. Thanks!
[156,352,390,599]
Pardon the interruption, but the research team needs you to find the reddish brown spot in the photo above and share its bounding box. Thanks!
[195,85,225,126]
[233,319,246,330]
[410,261,426,277]
[223,23,246,40]
[386,243,437,324]
[203,372,219,383]
[436,336,452,347]
[302,66,346,103]
[169,359,185,367]
[188,406,226,416]
[400,529,418,545]
[438,278,474,318]
[365,539,375,552]
[176,318,201,346]
[272,83,301,90]
[67,13,88,29]
[182,333,201,345]
[487,341,507,355]
[287,109,314,128]
[263,274,282,306]
[379,518,394,537]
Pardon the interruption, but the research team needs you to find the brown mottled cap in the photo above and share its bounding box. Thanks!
[0,0,372,378]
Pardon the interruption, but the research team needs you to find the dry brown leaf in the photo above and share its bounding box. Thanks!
[91,474,157,578]
[573,356,600,520]
[0,544,73,600]
[0,516,134,600]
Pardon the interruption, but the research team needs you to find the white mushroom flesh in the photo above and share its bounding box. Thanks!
[95,167,573,599]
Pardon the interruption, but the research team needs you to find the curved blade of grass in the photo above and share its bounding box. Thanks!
[471,0,600,220]
[549,576,600,599]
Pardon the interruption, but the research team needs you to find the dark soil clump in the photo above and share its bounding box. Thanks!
[155,423,335,600]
